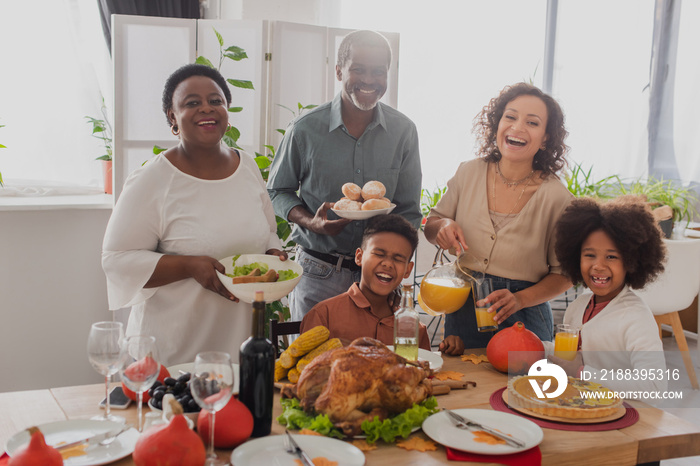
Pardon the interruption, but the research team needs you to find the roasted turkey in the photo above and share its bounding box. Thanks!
[285,337,433,436]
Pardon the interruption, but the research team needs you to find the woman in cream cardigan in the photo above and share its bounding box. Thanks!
[425,83,573,353]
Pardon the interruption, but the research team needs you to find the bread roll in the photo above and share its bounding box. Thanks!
[361,180,386,200]
[333,199,362,211]
[361,198,391,211]
[341,183,362,201]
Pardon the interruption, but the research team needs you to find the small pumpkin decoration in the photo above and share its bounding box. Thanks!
[197,396,253,448]
[133,399,206,466]
[486,321,544,374]
[8,426,63,466]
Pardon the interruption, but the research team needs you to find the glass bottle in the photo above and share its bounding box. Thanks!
[239,291,275,437]
[393,285,419,361]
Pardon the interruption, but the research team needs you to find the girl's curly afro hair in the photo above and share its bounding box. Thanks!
[555,195,666,289]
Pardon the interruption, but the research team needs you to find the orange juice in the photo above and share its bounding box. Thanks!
[475,308,498,332]
[420,277,471,314]
[416,292,440,316]
[554,331,579,360]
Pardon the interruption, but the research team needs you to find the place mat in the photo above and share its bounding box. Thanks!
[446,445,541,465]
[490,387,638,431]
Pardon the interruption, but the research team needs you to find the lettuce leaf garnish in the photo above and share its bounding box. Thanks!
[277,396,439,443]
[226,257,299,281]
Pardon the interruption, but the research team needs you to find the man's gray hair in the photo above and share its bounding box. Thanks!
[336,30,392,69]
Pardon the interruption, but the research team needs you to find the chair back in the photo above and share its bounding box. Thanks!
[269,319,301,355]
[636,238,700,315]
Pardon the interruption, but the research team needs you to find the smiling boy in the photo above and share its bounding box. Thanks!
[300,214,430,349]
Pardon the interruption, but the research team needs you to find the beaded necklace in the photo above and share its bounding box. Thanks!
[496,161,535,187]
[491,163,534,231]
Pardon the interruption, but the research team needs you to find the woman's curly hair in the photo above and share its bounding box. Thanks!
[473,82,569,177]
[555,195,666,289]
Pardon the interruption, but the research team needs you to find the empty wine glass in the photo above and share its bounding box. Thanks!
[119,335,160,432]
[87,321,125,423]
[190,352,234,466]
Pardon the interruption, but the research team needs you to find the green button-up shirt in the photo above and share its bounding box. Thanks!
[267,93,422,256]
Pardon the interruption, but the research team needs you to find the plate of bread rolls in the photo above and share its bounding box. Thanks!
[331,181,396,220]
[216,254,303,303]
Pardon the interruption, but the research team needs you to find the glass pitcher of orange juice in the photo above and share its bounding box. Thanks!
[419,248,483,314]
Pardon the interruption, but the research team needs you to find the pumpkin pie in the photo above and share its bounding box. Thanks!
[508,375,622,419]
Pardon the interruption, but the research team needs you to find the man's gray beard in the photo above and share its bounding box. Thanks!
[351,93,378,111]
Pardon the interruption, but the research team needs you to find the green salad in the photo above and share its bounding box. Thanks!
[277,396,439,443]
[225,255,299,281]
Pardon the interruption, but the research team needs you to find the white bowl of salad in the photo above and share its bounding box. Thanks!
[216,254,302,303]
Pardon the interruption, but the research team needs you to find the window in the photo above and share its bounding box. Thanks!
[0,0,110,188]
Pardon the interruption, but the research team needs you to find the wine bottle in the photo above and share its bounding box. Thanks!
[239,290,275,437]
[393,285,419,361]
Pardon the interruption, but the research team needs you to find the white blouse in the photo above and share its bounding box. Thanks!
[102,151,282,365]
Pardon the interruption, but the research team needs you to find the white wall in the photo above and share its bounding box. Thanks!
[0,205,114,392]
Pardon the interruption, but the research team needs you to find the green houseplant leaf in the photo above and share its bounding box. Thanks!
[195,55,215,68]
[227,78,254,90]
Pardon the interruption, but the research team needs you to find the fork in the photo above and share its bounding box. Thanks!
[98,426,130,446]
[284,430,314,466]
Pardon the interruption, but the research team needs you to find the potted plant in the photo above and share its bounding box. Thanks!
[564,163,620,199]
[85,107,113,194]
[420,185,447,229]
[614,176,699,238]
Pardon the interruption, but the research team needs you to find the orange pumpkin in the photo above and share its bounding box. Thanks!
[123,364,170,403]
[486,321,544,374]
[8,426,63,466]
[197,396,253,448]
[133,400,206,466]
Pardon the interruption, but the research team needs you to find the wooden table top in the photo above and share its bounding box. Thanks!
[2,351,699,465]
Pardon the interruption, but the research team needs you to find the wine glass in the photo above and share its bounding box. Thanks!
[87,321,126,423]
[119,335,160,432]
[190,352,234,466]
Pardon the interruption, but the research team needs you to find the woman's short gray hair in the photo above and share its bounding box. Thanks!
[336,30,392,69]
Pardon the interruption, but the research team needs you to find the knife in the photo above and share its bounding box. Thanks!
[53,426,129,451]
[444,409,525,448]
[285,430,314,466]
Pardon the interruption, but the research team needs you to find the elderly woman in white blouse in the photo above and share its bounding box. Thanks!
[102,64,285,365]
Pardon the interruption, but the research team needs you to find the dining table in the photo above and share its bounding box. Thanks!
[2,349,700,466]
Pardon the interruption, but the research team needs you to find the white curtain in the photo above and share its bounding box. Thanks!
[0,0,111,190]
[673,0,700,186]
[550,0,655,183]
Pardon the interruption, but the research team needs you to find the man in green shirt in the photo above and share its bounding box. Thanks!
[267,30,422,322]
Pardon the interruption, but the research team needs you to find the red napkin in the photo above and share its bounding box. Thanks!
[0,452,8,466]
[446,445,542,465]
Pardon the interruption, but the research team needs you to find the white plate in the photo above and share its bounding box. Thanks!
[216,254,303,303]
[422,409,543,455]
[167,362,240,394]
[685,228,700,238]
[386,346,443,372]
[331,203,396,220]
[231,434,365,465]
[5,420,139,466]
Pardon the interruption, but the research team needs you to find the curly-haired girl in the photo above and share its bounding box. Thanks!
[550,195,668,393]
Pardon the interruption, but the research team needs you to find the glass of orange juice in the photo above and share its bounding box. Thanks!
[554,324,579,360]
[473,278,498,332]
